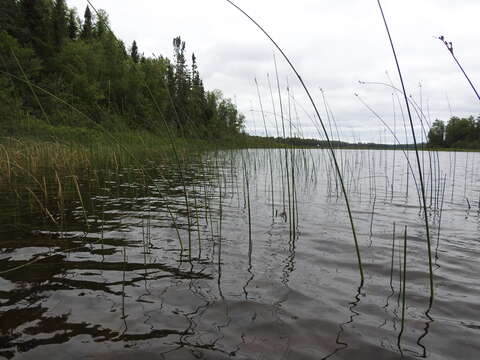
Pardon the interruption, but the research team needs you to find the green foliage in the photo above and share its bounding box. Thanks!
[67,9,78,40]
[172,36,189,131]
[0,0,21,37]
[81,5,93,40]
[94,9,109,39]
[0,2,245,141]
[19,0,53,60]
[53,0,67,49]
[0,31,42,122]
[428,116,480,149]
[428,119,445,147]
[130,40,139,64]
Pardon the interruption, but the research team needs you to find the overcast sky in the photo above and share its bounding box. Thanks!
[67,0,479,143]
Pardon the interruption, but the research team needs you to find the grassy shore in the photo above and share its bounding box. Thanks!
[1,118,275,177]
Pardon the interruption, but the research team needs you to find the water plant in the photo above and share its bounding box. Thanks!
[225,0,364,283]
[376,0,434,299]
[438,36,480,101]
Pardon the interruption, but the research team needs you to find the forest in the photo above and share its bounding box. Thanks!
[0,0,245,140]
[1,1,479,150]
[428,116,480,149]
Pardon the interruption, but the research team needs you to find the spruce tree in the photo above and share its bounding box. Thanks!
[19,0,52,59]
[94,9,108,38]
[53,0,67,49]
[67,9,78,40]
[81,5,93,40]
[0,4,244,137]
[130,40,139,63]
[172,36,189,129]
[166,62,178,128]
[191,53,200,87]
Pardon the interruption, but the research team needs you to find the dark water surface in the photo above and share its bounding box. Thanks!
[1,149,479,359]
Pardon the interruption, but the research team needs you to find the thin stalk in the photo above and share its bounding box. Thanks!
[11,50,50,125]
[435,175,447,261]
[243,157,252,253]
[389,222,396,289]
[398,225,408,349]
[255,78,275,217]
[86,0,186,250]
[72,175,89,229]
[369,195,376,240]
[377,0,433,299]
[273,55,287,214]
[225,0,364,282]
[267,73,281,137]
[438,36,480,101]
[391,94,397,202]
[193,185,202,259]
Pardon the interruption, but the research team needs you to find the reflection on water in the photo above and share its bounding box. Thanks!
[1,149,479,359]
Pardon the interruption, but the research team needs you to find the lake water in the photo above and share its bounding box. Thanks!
[1,149,479,359]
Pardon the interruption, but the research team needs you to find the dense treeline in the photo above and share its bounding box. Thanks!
[0,0,245,138]
[428,116,480,149]
[263,136,418,149]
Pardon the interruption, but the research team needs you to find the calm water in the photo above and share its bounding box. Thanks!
[1,149,479,359]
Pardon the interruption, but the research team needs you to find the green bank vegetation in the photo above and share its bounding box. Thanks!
[0,0,245,140]
[428,116,480,150]
[0,0,270,202]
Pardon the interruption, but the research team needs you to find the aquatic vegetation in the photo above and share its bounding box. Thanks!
[0,1,478,359]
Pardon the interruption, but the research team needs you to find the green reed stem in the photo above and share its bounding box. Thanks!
[390,222,396,289]
[377,0,433,299]
[438,36,480,101]
[225,1,364,281]
[398,225,407,347]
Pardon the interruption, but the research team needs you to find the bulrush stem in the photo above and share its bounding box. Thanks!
[438,36,480,101]
[377,0,433,299]
[398,225,408,349]
[226,0,364,283]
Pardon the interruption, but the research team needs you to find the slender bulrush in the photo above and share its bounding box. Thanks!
[255,78,275,218]
[355,93,421,203]
[435,175,447,262]
[226,0,364,283]
[438,36,480,101]
[397,225,408,351]
[389,222,396,289]
[377,0,434,299]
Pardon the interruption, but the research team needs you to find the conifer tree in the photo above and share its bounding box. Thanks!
[19,0,52,59]
[0,2,245,138]
[81,5,93,40]
[94,9,108,38]
[172,36,190,129]
[53,0,67,49]
[166,62,178,128]
[67,9,78,40]
[191,53,200,87]
[130,40,139,63]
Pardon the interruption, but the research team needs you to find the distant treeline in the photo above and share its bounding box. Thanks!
[261,136,420,149]
[0,0,245,138]
[428,116,480,149]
